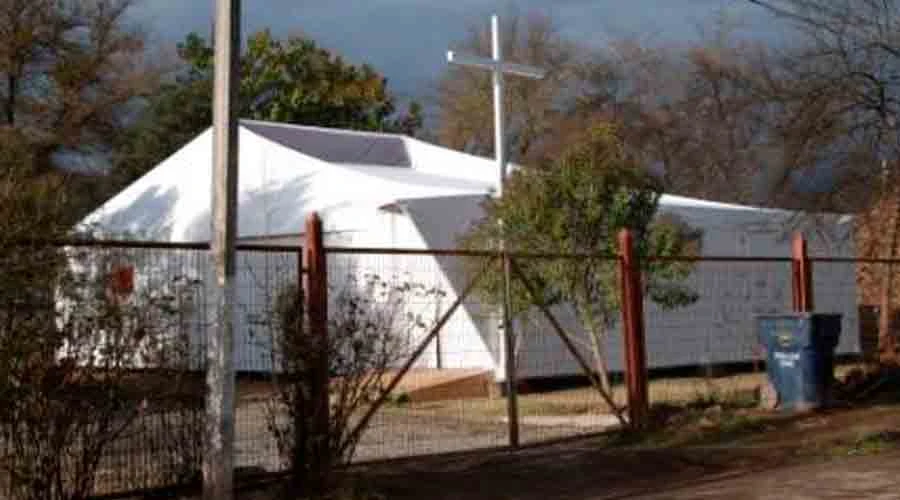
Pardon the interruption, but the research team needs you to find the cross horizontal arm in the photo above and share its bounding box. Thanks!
[500,61,547,80]
[446,51,495,71]
[447,51,546,80]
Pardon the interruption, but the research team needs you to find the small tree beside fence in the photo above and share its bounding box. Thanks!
[0,243,203,500]
[463,125,702,424]
[0,142,206,499]
[265,215,445,497]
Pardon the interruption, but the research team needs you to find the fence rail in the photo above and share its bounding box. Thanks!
[16,238,305,254]
[324,246,620,260]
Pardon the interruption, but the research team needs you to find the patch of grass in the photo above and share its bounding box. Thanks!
[324,483,386,500]
[695,413,769,443]
[387,392,411,407]
[517,398,599,417]
[596,430,659,448]
[824,430,900,458]
[393,373,765,423]
[388,389,613,421]
[597,391,772,449]
[242,477,386,500]
[698,388,759,409]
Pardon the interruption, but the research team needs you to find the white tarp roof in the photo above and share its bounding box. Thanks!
[82,119,852,246]
[82,121,497,240]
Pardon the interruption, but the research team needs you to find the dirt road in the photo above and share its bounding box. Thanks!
[359,441,900,500]
[634,452,900,500]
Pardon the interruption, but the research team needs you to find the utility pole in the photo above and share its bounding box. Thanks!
[204,0,240,498]
[447,14,546,448]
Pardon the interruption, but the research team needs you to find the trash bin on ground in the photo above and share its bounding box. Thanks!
[756,313,842,411]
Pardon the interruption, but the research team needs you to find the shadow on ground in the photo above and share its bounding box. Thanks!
[349,399,900,500]
[353,439,792,500]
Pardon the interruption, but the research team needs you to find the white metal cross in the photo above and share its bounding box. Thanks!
[446,14,546,448]
[447,14,546,197]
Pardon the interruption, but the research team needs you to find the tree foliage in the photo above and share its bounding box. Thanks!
[0,0,157,175]
[582,34,780,206]
[0,127,203,499]
[739,0,900,362]
[462,124,701,394]
[114,30,423,185]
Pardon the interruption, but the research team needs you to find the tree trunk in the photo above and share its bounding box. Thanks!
[6,73,16,126]
[588,327,613,396]
[581,307,613,399]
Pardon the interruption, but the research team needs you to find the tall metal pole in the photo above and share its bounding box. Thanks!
[492,14,519,448]
[205,0,240,498]
[447,14,545,450]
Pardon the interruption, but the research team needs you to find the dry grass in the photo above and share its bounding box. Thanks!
[387,373,759,421]
[388,364,862,422]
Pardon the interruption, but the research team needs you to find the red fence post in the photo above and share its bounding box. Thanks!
[305,212,330,490]
[792,233,814,313]
[618,229,649,429]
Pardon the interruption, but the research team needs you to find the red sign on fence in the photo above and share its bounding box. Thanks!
[108,265,135,302]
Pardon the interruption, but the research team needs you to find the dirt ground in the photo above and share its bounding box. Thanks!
[160,381,900,500]
[355,447,900,500]
[634,453,900,500]
[231,444,900,500]
[346,403,900,500]
[103,367,892,498]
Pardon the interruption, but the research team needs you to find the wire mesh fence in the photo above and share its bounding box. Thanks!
[0,239,882,499]
[828,258,887,362]
[324,249,509,461]
[642,259,793,408]
[321,249,871,456]
[0,241,301,499]
[508,254,627,444]
[809,259,861,355]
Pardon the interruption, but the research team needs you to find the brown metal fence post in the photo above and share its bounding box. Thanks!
[305,212,330,493]
[502,252,520,448]
[792,233,814,312]
[618,229,649,429]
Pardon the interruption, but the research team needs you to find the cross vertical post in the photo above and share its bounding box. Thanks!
[491,14,506,197]
[447,14,546,449]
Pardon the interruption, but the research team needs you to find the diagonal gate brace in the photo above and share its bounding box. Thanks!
[509,258,627,425]
[345,256,498,447]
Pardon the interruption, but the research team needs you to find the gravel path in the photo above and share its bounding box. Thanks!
[87,398,611,496]
[234,400,612,466]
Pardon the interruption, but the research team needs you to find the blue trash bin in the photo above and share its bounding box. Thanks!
[756,313,842,411]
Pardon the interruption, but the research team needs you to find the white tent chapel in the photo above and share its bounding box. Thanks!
[80,120,861,379]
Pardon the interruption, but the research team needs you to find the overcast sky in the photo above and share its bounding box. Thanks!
[133,0,778,104]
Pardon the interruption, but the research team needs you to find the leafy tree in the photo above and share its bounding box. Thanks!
[266,272,444,497]
[0,0,157,175]
[462,124,701,402]
[0,127,202,500]
[741,0,900,362]
[437,12,583,162]
[0,0,159,217]
[114,30,423,185]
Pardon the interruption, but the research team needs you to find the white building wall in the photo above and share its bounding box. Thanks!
[103,202,860,377]
[371,211,496,372]
[494,206,859,381]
